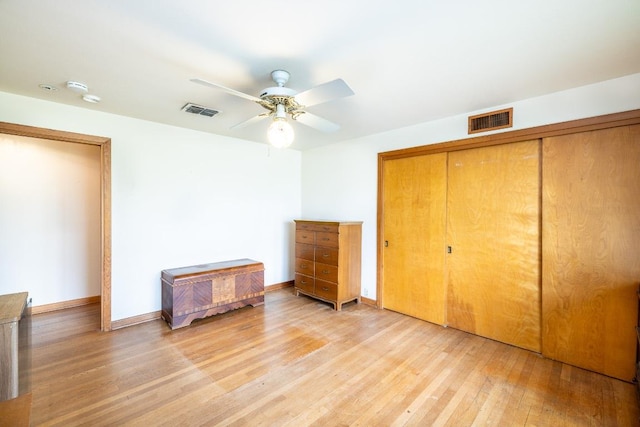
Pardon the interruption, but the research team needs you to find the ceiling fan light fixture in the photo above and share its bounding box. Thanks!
[191,69,354,147]
[267,117,294,149]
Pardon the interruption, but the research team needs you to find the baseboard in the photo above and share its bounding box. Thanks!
[31,295,101,315]
[111,310,162,330]
[361,296,377,307]
[111,281,295,330]
[267,281,376,307]
[265,280,294,291]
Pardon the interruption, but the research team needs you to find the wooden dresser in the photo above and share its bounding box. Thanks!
[294,220,362,310]
[161,259,264,329]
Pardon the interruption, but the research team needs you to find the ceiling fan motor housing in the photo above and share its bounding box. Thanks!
[259,86,302,117]
[259,86,297,99]
[258,70,301,114]
[270,69,290,86]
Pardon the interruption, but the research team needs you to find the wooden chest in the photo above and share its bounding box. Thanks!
[294,220,362,310]
[161,259,264,329]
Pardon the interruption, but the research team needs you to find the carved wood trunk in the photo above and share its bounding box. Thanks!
[161,259,264,330]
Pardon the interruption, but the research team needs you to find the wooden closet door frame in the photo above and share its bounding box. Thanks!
[0,122,112,331]
[377,109,640,310]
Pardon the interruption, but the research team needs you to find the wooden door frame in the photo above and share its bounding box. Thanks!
[0,122,112,331]
[377,109,640,309]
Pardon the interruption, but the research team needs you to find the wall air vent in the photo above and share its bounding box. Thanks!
[468,108,513,134]
[181,103,220,118]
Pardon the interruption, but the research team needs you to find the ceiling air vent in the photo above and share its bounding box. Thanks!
[468,108,513,134]
[181,103,220,118]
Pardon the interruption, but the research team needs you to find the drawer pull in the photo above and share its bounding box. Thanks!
[322,287,329,291]
[300,264,308,269]
[322,254,329,258]
[301,280,307,284]
[322,270,330,274]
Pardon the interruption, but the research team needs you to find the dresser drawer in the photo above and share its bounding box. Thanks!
[315,262,338,283]
[316,232,338,248]
[295,230,315,245]
[296,222,339,233]
[296,243,314,261]
[295,273,314,293]
[315,280,338,301]
[312,223,339,233]
[315,247,338,266]
[295,258,314,276]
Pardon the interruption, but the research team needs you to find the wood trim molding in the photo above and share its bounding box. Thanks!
[266,280,294,292]
[31,296,101,315]
[361,296,377,308]
[111,311,162,330]
[0,122,112,331]
[376,109,640,310]
[0,122,109,146]
[101,140,112,331]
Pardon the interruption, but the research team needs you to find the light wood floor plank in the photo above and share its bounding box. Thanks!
[23,289,640,426]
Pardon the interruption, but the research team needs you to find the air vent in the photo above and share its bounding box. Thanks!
[468,108,513,134]
[182,103,220,118]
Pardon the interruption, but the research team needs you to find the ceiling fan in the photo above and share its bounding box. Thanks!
[191,70,354,147]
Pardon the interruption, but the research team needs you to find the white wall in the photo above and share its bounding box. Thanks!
[2,73,638,318]
[0,92,301,321]
[301,73,640,300]
[0,134,101,304]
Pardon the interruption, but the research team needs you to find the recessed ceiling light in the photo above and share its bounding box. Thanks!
[66,81,89,93]
[82,94,101,103]
[39,84,58,91]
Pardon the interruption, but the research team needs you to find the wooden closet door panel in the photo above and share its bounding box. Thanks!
[382,153,447,324]
[446,140,541,352]
[542,125,640,381]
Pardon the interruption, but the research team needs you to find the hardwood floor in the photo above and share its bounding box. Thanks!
[24,288,640,426]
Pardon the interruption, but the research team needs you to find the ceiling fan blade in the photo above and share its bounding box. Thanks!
[294,78,354,107]
[231,113,270,130]
[190,78,263,103]
[295,112,341,133]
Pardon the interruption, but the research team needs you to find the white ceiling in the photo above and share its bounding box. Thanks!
[1,1,639,150]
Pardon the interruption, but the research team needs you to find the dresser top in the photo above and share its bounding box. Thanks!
[0,292,28,325]
[161,258,263,280]
[294,219,363,226]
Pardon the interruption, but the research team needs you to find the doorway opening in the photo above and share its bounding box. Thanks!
[0,122,112,331]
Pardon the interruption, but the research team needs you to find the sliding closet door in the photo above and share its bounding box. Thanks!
[446,140,541,352]
[382,153,447,324]
[542,125,640,381]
